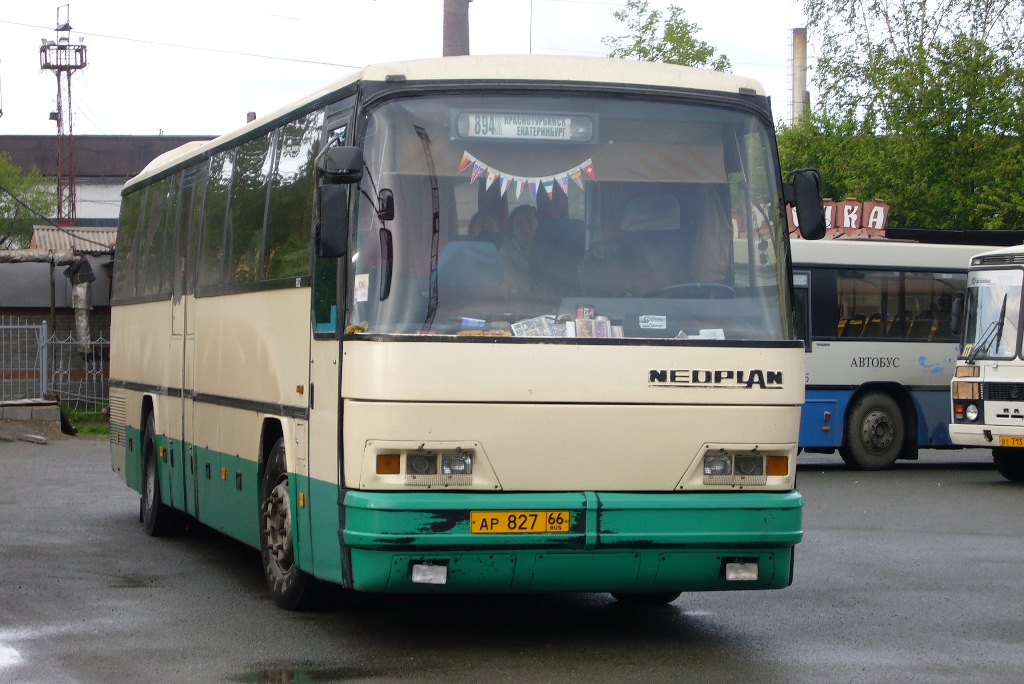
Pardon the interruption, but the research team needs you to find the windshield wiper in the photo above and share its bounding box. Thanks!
[967,293,1008,363]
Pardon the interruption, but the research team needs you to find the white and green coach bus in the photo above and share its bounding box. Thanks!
[109,55,825,609]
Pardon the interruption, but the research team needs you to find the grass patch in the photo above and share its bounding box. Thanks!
[62,406,110,437]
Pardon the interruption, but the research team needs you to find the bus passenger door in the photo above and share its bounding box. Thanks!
[304,107,352,584]
[173,165,206,517]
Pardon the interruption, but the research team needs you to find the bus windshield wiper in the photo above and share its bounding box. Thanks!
[967,293,1007,363]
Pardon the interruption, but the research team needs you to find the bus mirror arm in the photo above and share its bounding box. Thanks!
[785,168,827,240]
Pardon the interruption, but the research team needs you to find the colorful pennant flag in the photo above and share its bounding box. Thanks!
[457,151,596,200]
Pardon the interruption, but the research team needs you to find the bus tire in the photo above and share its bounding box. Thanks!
[141,412,174,536]
[610,591,681,606]
[992,448,1024,482]
[839,392,904,470]
[260,437,316,610]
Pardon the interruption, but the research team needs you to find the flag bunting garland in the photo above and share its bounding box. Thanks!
[457,151,596,199]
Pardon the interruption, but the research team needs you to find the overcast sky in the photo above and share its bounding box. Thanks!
[0,0,809,138]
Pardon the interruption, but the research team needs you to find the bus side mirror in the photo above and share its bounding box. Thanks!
[319,146,363,184]
[951,292,965,336]
[316,185,349,258]
[315,146,363,258]
[785,168,826,240]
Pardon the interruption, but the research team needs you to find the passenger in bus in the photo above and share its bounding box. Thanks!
[531,190,585,301]
[468,211,504,246]
[500,204,539,296]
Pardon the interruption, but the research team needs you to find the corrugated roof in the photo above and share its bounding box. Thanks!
[29,226,116,254]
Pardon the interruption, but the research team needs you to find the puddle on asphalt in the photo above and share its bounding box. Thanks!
[236,666,391,683]
[0,645,23,669]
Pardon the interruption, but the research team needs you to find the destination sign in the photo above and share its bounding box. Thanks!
[457,111,593,142]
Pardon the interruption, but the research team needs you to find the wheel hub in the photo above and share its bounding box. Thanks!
[863,410,894,452]
[264,480,294,570]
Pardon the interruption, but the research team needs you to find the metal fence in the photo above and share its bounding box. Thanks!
[0,316,109,414]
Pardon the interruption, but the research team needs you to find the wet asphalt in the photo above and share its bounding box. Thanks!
[1,435,1023,683]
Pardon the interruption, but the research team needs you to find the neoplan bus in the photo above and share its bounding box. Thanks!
[950,243,1024,481]
[792,238,980,469]
[109,55,825,609]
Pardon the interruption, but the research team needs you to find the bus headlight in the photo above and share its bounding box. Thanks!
[406,452,438,475]
[401,450,475,486]
[734,455,764,477]
[704,455,732,476]
[965,404,980,422]
[442,452,473,475]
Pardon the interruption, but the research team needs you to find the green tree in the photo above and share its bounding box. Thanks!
[603,0,731,71]
[0,152,52,249]
[779,0,1024,229]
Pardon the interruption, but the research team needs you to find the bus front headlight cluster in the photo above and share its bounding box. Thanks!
[703,451,788,486]
[952,381,982,423]
[953,399,982,423]
[377,449,475,486]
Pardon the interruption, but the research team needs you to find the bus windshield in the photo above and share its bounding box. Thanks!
[962,269,1023,360]
[347,93,790,340]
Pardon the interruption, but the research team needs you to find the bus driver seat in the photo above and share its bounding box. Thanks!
[616,193,688,294]
[435,240,506,316]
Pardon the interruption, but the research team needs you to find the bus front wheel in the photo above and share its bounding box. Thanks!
[260,438,316,610]
[141,412,174,536]
[839,392,904,470]
[992,448,1024,482]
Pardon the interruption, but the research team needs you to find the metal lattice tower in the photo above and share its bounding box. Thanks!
[39,5,87,227]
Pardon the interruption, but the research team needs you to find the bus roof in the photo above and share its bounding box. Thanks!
[128,55,766,191]
[790,238,988,272]
[966,242,1024,263]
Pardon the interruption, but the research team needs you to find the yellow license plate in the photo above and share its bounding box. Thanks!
[999,436,1024,447]
[470,510,571,534]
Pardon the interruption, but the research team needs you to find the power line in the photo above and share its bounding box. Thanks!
[0,182,112,250]
[0,19,360,69]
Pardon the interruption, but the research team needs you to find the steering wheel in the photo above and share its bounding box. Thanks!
[643,283,735,299]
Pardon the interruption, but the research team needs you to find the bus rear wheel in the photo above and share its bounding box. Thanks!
[260,437,316,610]
[141,412,174,536]
[839,392,904,470]
[993,448,1024,482]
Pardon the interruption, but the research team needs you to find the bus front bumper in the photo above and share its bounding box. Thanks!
[341,490,802,593]
[949,422,1022,448]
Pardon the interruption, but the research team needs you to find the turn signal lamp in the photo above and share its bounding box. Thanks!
[376,453,401,475]
[766,455,789,477]
[956,365,980,378]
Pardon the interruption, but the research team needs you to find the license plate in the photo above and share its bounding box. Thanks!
[470,510,571,534]
[999,436,1024,447]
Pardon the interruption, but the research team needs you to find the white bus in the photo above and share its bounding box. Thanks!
[950,243,1024,481]
[791,237,983,469]
[109,55,825,609]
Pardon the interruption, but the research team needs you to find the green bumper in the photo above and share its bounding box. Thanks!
[342,490,802,593]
